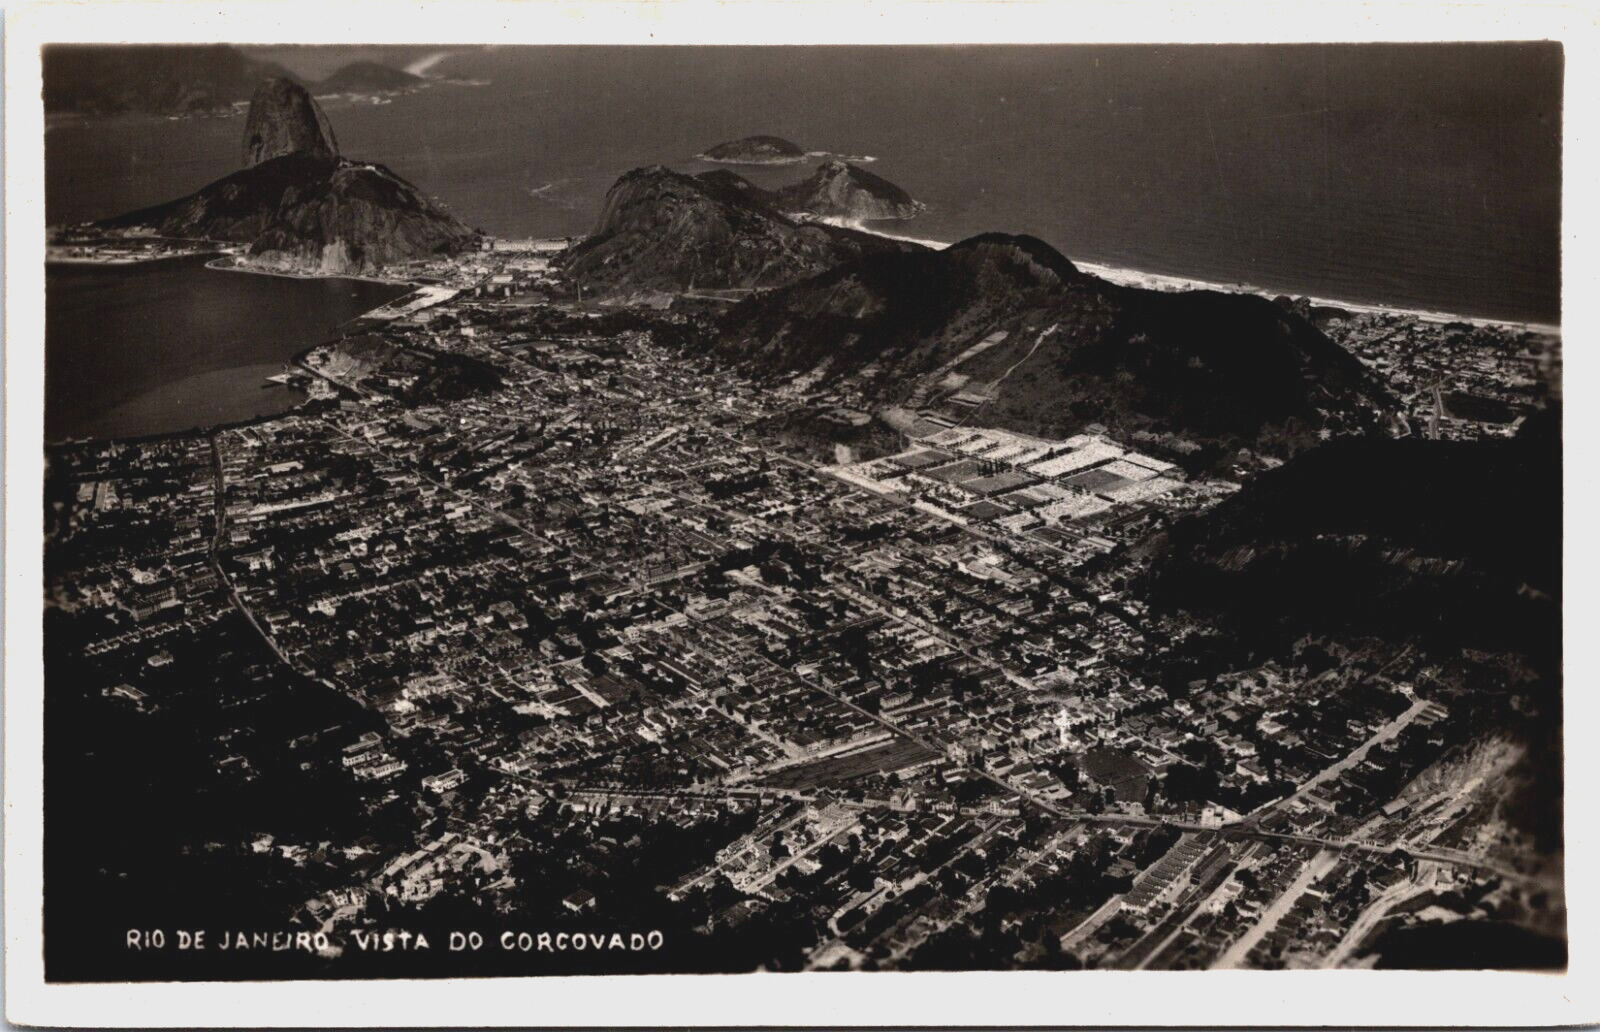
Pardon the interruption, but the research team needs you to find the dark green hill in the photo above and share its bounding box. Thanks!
[318,61,425,93]
[43,43,293,114]
[717,232,1391,450]
[1145,412,1560,664]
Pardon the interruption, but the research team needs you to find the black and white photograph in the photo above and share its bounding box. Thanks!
[5,1,1593,1025]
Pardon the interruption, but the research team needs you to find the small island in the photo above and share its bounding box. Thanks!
[698,134,807,165]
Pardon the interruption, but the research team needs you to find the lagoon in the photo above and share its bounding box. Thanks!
[45,256,410,441]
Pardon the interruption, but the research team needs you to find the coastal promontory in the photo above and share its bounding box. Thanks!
[557,165,920,296]
[775,159,926,221]
[317,61,425,94]
[98,77,477,276]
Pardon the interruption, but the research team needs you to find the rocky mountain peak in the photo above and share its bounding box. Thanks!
[241,77,339,168]
[559,164,921,295]
[103,76,475,276]
[943,233,1085,288]
[775,159,925,221]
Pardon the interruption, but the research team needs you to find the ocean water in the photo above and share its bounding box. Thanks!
[46,256,410,441]
[45,44,1561,324]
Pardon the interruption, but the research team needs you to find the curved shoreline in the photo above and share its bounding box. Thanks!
[47,259,410,447]
[45,393,333,450]
[820,217,1560,335]
[46,252,207,267]
[203,256,418,289]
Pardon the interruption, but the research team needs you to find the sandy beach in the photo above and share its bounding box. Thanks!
[204,256,417,289]
[405,51,454,77]
[47,248,217,267]
[818,217,1560,336]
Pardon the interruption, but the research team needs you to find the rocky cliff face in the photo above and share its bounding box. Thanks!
[557,165,920,296]
[775,159,926,221]
[100,153,478,276]
[98,82,477,275]
[241,157,478,274]
[241,77,339,167]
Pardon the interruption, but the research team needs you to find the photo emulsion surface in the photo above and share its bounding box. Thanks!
[40,42,1564,980]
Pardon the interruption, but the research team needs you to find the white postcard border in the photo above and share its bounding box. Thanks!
[5,1,1595,1026]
